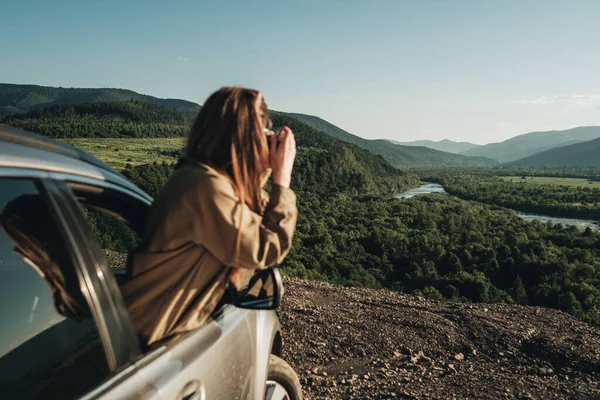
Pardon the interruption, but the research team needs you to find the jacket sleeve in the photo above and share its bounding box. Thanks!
[191,176,297,269]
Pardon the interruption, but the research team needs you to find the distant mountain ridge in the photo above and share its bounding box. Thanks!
[510,136,600,167]
[0,83,496,167]
[390,139,481,154]
[0,83,200,116]
[461,126,600,163]
[283,112,496,167]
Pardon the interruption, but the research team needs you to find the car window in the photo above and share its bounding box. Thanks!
[69,183,146,279]
[0,178,110,399]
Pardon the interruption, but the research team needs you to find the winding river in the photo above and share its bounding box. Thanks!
[396,182,600,231]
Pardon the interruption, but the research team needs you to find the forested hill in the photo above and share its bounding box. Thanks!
[2,101,194,138]
[461,126,600,163]
[510,137,600,167]
[282,112,496,167]
[1,83,496,167]
[1,99,419,196]
[0,83,200,116]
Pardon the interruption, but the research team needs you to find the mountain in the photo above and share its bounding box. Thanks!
[461,126,600,163]
[0,83,495,166]
[282,112,496,167]
[0,83,200,116]
[1,99,420,195]
[510,136,600,167]
[390,139,481,154]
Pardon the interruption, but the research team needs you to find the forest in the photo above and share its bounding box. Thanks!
[4,100,600,328]
[122,161,600,328]
[2,101,194,138]
[419,169,600,220]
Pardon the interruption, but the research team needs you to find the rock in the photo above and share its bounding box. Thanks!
[454,353,465,361]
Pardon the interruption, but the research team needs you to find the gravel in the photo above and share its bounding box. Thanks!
[279,278,600,400]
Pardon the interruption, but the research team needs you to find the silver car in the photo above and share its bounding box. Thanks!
[0,126,302,400]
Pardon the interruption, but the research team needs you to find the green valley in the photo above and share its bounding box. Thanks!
[64,137,183,169]
[2,89,600,329]
[501,176,600,189]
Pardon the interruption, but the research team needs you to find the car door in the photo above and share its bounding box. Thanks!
[54,175,257,399]
[0,174,135,399]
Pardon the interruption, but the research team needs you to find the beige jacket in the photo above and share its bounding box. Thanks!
[121,162,297,346]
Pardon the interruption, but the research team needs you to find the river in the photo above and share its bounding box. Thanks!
[396,182,600,231]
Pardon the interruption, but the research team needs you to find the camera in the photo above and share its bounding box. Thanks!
[264,128,283,143]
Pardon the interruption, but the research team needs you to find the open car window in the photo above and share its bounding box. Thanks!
[67,182,148,281]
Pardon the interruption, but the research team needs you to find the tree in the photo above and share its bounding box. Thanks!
[511,276,528,304]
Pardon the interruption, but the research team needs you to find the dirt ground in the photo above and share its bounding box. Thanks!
[279,279,600,400]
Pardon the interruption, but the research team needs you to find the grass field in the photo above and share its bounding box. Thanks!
[63,138,184,170]
[501,176,600,188]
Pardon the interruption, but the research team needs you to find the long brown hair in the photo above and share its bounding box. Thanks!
[183,87,272,274]
[184,87,271,213]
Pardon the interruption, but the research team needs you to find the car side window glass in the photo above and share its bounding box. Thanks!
[0,178,110,399]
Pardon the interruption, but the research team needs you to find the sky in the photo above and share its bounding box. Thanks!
[2,0,600,144]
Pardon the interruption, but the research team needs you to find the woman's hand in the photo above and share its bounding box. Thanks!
[270,126,296,188]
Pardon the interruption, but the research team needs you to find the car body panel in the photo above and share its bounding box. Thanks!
[0,130,151,202]
[0,129,286,399]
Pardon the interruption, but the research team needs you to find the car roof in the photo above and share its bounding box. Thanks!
[0,125,153,202]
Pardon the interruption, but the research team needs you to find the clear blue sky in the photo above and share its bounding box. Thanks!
[2,0,600,144]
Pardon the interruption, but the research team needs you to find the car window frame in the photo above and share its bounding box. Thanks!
[48,176,161,400]
[46,173,145,363]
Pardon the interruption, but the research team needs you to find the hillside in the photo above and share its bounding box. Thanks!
[510,137,600,167]
[391,139,481,154]
[0,83,200,116]
[282,278,600,399]
[1,83,497,166]
[1,101,193,138]
[283,112,496,167]
[461,126,600,163]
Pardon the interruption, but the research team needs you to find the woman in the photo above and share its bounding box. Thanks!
[121,87,297,347]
